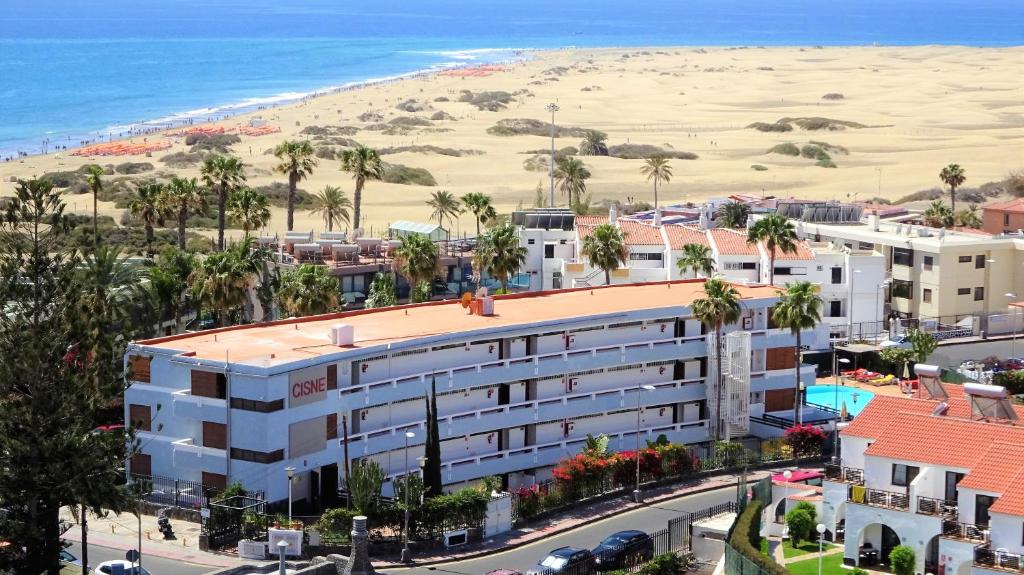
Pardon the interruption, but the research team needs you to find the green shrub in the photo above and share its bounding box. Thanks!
[418,488,489,535]
[729,501,789,575]
[768,143,801,156]
[383,163,437,186]
[639,553,684,575]
[114,162,154,174]
[314,507,356,542]
[816,158,837,168]
[889,545,915,575]
[793,501,817,522]
[747,121,793,133]
[186,133,241,153]
[751,164,768,171]
[254,182,313,208]
[785,508,814,546]
[607,144,697,160]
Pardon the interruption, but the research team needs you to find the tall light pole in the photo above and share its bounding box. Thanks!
[633,384,656,503]
[782,469,793,518]
[848,269,861,343]
[1009,294,1020,358]
[983,258,996,336]
[277,539,289,575]
[285,466,295,525]
[546,103,560,208]
[833,356,850,385]
[876,280,891,342]
[401,430,415,563]
[816,523,827,575]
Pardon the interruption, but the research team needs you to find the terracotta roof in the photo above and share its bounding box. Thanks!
[841,395,941,438]
[864,412,1024,468]
[708,228,759,256]
[575,215,608,227]
[664,225,709,250]
[773,481,823,494]
[617,220,666,246]
[764,241,815,261]
[576,224,597,241]
[983,198,1024,214]
[958,442,1024,492]
[990,472,1024,516]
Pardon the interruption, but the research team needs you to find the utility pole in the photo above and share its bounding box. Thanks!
[546,103,560,207]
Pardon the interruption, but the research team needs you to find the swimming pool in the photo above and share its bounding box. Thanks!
[805,385,875,416]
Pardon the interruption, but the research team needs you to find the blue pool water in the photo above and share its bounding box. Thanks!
[806,385,875,416]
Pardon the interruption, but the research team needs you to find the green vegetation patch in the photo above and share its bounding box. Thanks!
[254,182,314,208]
[378,145,482,157]
[768,143,801,156]
[747,121,794,133]
[114,162,155,175]
[607,144,698,160]
[783,541,835,559]
[300,125,360,137]
[382,163,437,186]
[487,118,592,137]
[160,151,211,168]
[777,116,866,130]
[458,90,516,111]
[786,553,846,575]
[186,133,241,153]
[751,164,769,171]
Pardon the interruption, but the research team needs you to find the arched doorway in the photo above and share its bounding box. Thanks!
[924,535,940,575]
[856,523,901,567]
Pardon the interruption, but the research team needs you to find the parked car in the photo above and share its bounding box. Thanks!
[486,570,523,575]
[879,335,911,350]
[528,547,595,575]
[592,530,654,571]
[93,560,151,575]
[1003,357,1024,370]
[60,549,82,566]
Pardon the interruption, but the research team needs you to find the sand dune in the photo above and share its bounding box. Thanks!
[1,45,1022,242]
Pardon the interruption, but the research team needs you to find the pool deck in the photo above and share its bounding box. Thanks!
[812,376,905,397]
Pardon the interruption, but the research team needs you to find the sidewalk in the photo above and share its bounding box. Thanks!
[60,507,238,568]
[374,468,777,568]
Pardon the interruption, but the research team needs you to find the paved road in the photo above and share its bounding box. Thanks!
[66,541,212,575]
[380,486,735,575]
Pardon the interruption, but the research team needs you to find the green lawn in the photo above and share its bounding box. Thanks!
[787,553,845,575]
[761,537,770,557]
[783,540,834,559]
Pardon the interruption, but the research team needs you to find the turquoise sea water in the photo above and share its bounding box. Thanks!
[1,0,1021,156]
[806,385,876,416]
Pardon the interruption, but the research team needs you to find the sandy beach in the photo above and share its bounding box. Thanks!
[2,45,1022,241]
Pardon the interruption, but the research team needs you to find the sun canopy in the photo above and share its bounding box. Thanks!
[388,220,449,241]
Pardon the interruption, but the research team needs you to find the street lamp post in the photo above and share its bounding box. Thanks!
[848,269,862,343]
[277,539,289,575]
[983,258,996,336]
[876,280,891,343]
[633,384,656,503]
[545,103,560,208]
[833,355,850,385]
[401,431,415,563]
[285,466,295,525]
[816,523,827,575]
[782,469,793,518]
[1006,293,1018,358]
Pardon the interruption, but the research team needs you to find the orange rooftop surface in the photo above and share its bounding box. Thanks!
[136,280,780,367]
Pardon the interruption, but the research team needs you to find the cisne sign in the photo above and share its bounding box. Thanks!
[289,365,328,407]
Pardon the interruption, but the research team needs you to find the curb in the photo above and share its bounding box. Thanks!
[64,529,238,568]
[376,476,754,569]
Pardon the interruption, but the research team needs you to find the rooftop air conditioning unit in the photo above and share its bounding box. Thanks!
[443,529,468,547]
[331,324,354,346]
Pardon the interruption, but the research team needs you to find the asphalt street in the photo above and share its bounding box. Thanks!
[379,486,735,575]
[65,541,213,575]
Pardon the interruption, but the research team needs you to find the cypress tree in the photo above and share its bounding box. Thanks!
[423,375,444,498]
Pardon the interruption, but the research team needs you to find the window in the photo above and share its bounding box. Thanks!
[831,267,842,284]
[958,287,971,295]
[891,279,913,300]
[628,252,663,261]
[975,287,985,301]
[958,255,972,263]
[829,300,842,318]
[976,494,996,526]
[893,247,914,267]
[923,256,934,270]
[859,242,874,250]
[976,255,987,269]
[923,289,932,303]
[774,267,807,276]
[724,262,757,270]
[527,238,536,245]
[544,244,555,258]
[945,471,964,503]
[1005,214,1011,226]
[892,463,920,487]
[340,274,366,293]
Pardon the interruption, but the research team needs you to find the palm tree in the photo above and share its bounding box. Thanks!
[923,200,954,228]
[677,243,715,278]
[278,264,341,317]
[717,202,751,229]
[76,244,147,336]
[340,145,385,232]
[957,205,982,229]
[461,192,497,237]
[691,277,741,440]
[273,140,318,231]
[227,187,271,237]
[393,234,439,303]
[747,214,797,286]
[426,190,462,232]
[190,248,253,326]
[146,264,187,334]
[772,281,823,425]
[640,157,673,208]
[578,130,608,156]
[129,182,164,257]
[475,224,528,293]
[201,154,247,251]
[365,272,398,308]
[84,164,105,245]
[581,223,628,286]
[309,185,352,232]
[554,156,591,208]
[939,164,966,215]
[161,177,207,250]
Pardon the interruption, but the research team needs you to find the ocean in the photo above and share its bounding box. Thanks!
[1,0,1021,156]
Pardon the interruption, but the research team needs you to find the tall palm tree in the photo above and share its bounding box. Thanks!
[161,177,207,250]
[76,244,147,337]
[201,154,247,251]
[190,248,253,327]
[273,140,318,231]
[461,192,497,237]
[554,156,591,208]
[309,185,352,232]
[923,200,954,228]
[129,182,164,257]
[939,163,966,215]
[717,202,751,229]
[581,223,628,286]
[747,214,797,286]
[475,224,528,293]
[426,190,462,232]
[227,187,271,237]
[578,130,608,156]
[640,157,673,208]
[691,277,741,440]
[278,264,341,317]
[393,234,439,303]
[772,281,823,425]
[146,264,187,334]
[84,164,105,245]
[677,243,715,278]
[340,145,385,232]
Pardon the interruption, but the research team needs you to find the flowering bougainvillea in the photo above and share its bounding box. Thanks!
[784,424,827,457]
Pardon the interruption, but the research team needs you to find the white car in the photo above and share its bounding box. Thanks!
[879,335,911,350]
[93,560,152,575]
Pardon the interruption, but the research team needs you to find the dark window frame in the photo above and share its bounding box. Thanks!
[893,247,914,267]
[975,287,985,301]
[976,255,986,269]
[892,463,920,487]
[959,255,972,263]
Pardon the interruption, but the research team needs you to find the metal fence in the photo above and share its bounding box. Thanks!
[129,473,219,510]
[724,476,778,575]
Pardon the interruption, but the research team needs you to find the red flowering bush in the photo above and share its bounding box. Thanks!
[513,483,546,520]
[656,443,699,476]
[784,424,827,457]
[608,449,662,486]
[552,453,609,487]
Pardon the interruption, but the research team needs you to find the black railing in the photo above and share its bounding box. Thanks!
[942,519,988,543]
[917,496,956,517]
[825,464,864,484]
[851,488,909,510]
[975,546,1021,571]
[129,473,219,510]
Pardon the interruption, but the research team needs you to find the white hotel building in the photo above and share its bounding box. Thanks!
[124,280,826,507]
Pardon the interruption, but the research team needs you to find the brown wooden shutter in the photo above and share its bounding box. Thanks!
[764,388,796,412]
[129,404,152,432]
[202,421,227,450]
[130,453,151,476]
[327,364,338,390]
[129,355,152,383]
[326,413,338,440]
[202,472,227,491]
[191,370,221,398]
[766,347,796,371]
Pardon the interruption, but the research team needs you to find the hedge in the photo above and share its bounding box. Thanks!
[729,501,789,575]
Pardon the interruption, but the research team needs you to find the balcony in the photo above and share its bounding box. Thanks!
[942,519,988,543]
[917,496,958,518]
[849,487,909,510]
[171,390,227,423]
[825,464,864,484]
[171,438,227,474]
[975,546,1021,572]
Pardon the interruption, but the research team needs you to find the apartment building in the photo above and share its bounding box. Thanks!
[981,199,1024,236]
[822,372,1024,575]
[124,280,825,507]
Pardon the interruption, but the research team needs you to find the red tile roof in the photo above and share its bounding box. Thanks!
[990,472,1024,516]
[765,241,815,261]
[958,442,1024,492]
[664,225,709,250]
[616,220,666,246]
[576,224,597,241]
[708,228,759,256]
[841,395,940,439]
[575,215,608,227]
[983,198,1024,214]
[864,412,1024,468]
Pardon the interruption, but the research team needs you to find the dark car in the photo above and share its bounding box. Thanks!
[591,530,654,571]
[528,547,595,575]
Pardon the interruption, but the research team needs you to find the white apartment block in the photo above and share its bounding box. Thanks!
[822,374,1024,575]
[124,281,826,507]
